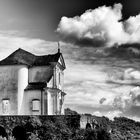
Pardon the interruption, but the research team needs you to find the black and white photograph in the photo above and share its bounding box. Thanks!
[0,0,140,139]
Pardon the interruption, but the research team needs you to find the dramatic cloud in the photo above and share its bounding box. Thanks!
[95,86,140,120]
[107,68,140,86]
[1,31,140,121]
[112,86,140,113]
[0,32,60,60]
[124,68,140,80]
[93,110,122,120]
[57,3,140,47]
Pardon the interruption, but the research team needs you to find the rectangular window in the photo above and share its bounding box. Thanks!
[32,99,40,111]
[2,99,10,115]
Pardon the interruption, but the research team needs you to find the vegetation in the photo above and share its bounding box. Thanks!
[110,117,140,140]
[25,115,140,140]
[65,108,79,115]
[0,111,140,139]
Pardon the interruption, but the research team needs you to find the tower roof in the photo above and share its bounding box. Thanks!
[0,48,64,67]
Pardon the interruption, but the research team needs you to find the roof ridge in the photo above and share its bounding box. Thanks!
[0,48,62,66]
[14,48,36,56]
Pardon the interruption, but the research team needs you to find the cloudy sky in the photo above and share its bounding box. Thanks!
[1,0,140,120]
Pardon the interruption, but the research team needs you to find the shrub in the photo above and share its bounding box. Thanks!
[96,128,111,140]
[27,132,40,140]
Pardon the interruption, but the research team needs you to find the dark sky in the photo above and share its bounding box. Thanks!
[0,0,140,41]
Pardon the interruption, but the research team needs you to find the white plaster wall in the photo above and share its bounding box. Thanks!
[23,90,41,115]
[47,88,63,115]
[59,71,64,90]
[47,90,53,115]
[29,66,53,83]
[57,92,60,114]
[0,65,27,115]
[53,93,57,115]
[46,64,65,115]
[18,66,28,115]
[61,95,65,115]
[54,65,64,90]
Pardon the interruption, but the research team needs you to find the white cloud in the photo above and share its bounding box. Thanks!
[125,14,140,43]
[111,86,140,114]
[124,68,140,80]
[107,68,140,86]
[57,3,140,47]
[0,33,58,60]
[93,110,122,120]
[93,111,103,117]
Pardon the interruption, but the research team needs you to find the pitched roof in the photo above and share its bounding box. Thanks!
[0,48,62,67]
[24,82,47,91]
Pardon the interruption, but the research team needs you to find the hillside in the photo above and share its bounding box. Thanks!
[65,108,140,140]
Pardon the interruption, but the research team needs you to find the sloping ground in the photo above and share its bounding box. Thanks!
[81,115,140,140]
[65,108,140,139]
[110,117,140,140]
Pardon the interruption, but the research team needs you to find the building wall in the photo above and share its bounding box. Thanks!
[22,90,42,115]
[28,65,65,115]
[47,89,54,115]
[0,63,65,116]
[54,64,64,90]
[28,65,64,89]
[61,95,65,115]
[22,87,64,115]
[49,64,65,115]
[47,88,64,115]
[0,65,28,115]
[18,66,28,114]
[47,88,60,115]
[29,66,53,83]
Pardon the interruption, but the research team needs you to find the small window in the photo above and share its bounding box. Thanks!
[32,99,40,111]
[2,99,10,115]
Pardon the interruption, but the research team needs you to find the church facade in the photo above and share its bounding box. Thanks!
[0,48,66,115]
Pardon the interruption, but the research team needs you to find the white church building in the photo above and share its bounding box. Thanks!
[0,48,66,115]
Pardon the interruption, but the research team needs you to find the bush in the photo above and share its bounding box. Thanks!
[84,129,97,140]
[36,119,72,140]
[71,129,85,140]
[96,128,111,140]
[27,132,40,140]
[71,128,112,140]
